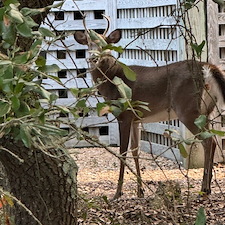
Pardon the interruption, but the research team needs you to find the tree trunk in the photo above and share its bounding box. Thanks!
[0,138,78,225]
[0,1,78,224]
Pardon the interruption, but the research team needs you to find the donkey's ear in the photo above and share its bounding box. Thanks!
[74,31,88,45]
[105,29,121,44]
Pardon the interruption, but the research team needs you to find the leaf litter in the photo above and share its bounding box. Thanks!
[70,147,225,224]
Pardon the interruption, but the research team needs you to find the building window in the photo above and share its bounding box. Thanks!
[74,11,83,20]
[78,112,88,117]
[61,127,70,133]
[58,70,67,78]
[39,51,47,59]
[57,50,66,59]
[82,127,89,133]
[221,115,225,127]
[77,68,87,78]
[94,10,104,19]
[59,112,69,117]
[99,126,109,136]
[56,31,65,40]
[76,50,86,58]
[222,139,225,150]
[94,29,105,34]
[55,11,64,20]
[58,89,68,98]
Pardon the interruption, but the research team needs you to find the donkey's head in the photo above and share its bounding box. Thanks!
[74,15,121,51]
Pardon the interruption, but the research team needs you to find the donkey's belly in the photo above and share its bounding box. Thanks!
[138,109,178,123]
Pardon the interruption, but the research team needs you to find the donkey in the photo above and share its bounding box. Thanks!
[74,24,225,199]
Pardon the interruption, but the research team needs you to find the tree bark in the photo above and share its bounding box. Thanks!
[0,1,78,224]
[0,139,78,225]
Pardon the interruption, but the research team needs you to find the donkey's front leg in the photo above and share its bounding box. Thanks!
[113,115,133,200]
[201,137,216,194]
[130,122,144,197]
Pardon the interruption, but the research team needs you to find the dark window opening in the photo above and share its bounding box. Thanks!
[56,31,65,40]
[55,11,64,20]
[82,127,89,133]
[221,115,225,127]
[61,127,70,133]
[76,50,86,58]
[94,10,104,19]
[57,50,66,59]
[78,112,88,117]
[58,70,67,78]
[74,11,84,20]
[117,9,119,19]
[58,89,68,98]
[39,51,47,59]
[77,68,87,78]
[222,139,225,150]
[99,126,109,136]
[94,29,105,34]
[59,112,69,117]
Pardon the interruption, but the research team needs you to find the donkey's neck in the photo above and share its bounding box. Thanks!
[89,55,126,100]
[90,55,124,83]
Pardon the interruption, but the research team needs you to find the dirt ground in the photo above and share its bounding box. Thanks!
[71,147,225,225]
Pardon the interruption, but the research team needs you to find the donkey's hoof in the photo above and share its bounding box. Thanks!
[137,188,144,198]
[112,192,123,200]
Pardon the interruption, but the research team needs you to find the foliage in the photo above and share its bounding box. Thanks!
[191,40,206,59]
[0,0,70,149]
[195,207,206,225]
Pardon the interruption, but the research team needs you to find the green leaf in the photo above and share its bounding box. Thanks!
[194,115,207,130]
[89,29,107,47]
[23,16,38,28]
[29,39,42,59]
[8,8,24,24]
[103,44,124,53]
[35,56,46,67]
[35,124,68,136]
[178,143,188,158]
[0,60,12,65]
[3,65,13,79]
[0,100,11,117]
[70,88,79,97]
[195,207,206,225]
[117,61,136,81]
[76,99,86,108]
[210,129,225,137]
[3,0,19,6]
[1,19,16,45]
[113,76,132,99]
[110,105,123,117]
[20,8,44,17]
[15,101,30,117]
[191,40,205,58]
[39,64,60,73]
[200,131,214,140]
[37,86,52,100]
[45,2,65,10]
[57,105,70,114]
[96,102,110,116]
[20,124,32,148]
[16,22,32,37]
[44,74,62,84]
[14,82,24,94]
[11,95,20,110]
[39,27,56,37]
[13,52,29,64]
[38,112,45,124]
[210,129,225,136]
